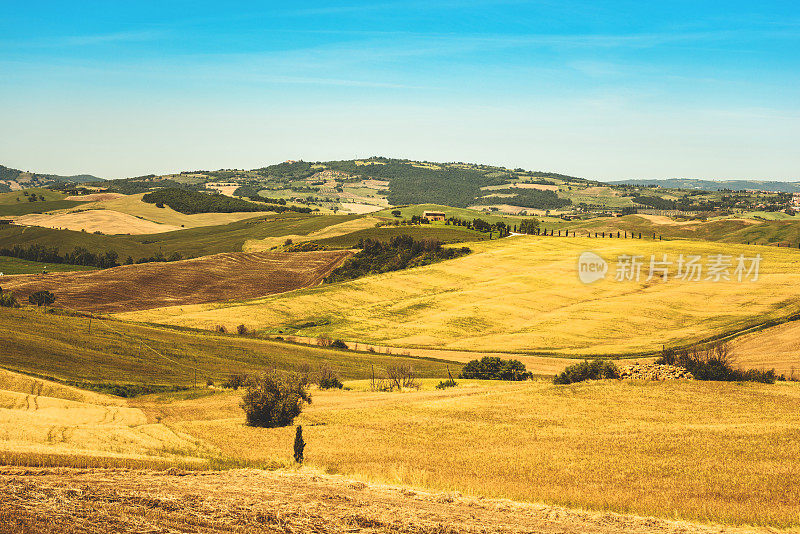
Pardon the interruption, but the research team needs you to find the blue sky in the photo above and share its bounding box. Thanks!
[1,1,798,180]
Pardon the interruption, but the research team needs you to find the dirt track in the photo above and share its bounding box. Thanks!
[0,467,768,534]
[1,250,350,313]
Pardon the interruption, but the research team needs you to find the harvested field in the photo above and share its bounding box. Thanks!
[729,320,800,376]
[1,250,350,313]
[0,467,771,534]
[63,193,125,202]
[243,216,383,252]
[13,209,181,234]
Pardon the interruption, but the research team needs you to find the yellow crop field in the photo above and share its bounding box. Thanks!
[730,321,800,375]
[243,215,384,251]
[0,369,213,468]
[158,379,800,527]
[72,193,268,228]
[119,237,800,357]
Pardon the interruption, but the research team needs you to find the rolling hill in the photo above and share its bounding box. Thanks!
[117,236,800,356]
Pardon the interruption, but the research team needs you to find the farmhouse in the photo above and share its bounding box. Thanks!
[422,211,446,222]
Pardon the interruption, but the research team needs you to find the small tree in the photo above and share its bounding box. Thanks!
[237,324,249,335]
[318,364,343,390]
[28,290,55,307]
[293,425,305,463]
[241,371,311,428]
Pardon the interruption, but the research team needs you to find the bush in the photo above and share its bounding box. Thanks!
[28,290,56,307]
[435,377,458,389]
[223,373,248,390]
[236,324,249,336]
[459,357,531,381]
[657,343,775,384]
[553,359,620,384]
[386,364,419,390]
[241,371,311,427]
[318,364,343,390]
[0,287,20,308]
[330,339,348,349]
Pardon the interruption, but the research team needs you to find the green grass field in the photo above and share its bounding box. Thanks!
[0,188,87,216]
[0,307,457,386]
[120,236,800,356]
[0,213,361,258]
[0,257,97,274]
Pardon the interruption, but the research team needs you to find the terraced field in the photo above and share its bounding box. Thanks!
[1,250,351,313]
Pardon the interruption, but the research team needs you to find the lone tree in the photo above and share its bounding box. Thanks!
[240,371,311,428]
[293,425,305,463]
[28,290,55,307]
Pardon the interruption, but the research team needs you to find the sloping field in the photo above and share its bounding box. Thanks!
[243,215,383,251]
[13,209,181,234]
[0,466,774,534]
[0,369,210,468]
[0,308,456,385]
[1,250,351,313]
[0,256,96,274]
[72,193,270,228]
[119,237,800,356]
[563,214,800,246]
[167,380,800,527]
[0,213,358,259]
[729,320,800,375]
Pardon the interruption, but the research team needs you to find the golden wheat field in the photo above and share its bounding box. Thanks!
[118,236,800,356]
[4,372,794,528]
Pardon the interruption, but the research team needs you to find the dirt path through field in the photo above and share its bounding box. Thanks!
[276,335,655,375]
[0,467,769,534]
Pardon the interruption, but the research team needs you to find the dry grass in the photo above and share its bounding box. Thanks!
[170,379,800,528]
[119,237,800,356]
[242,215,383,251]
[73,193,269,228]
[1,467,766,534]
[729,321,800,376]
[0,369,215,468]
[13,209,181,234]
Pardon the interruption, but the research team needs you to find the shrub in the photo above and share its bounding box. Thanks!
[386,364,419,390]
[435,377,458,389]
[28,290,56,307]
[241,371,311,428]
[0,287,20,308]
[657,343,775,384]
[223,373,248,390]
[330,339,348,349]
[459,357,531,381]
[318,364,343,390]
[205,378,214,387]
[236,324,249,336]
[215,325,227,334]
[553,359,620,384]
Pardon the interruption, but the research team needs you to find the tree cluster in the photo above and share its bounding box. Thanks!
[459,357,531,380]
[142,188,311,215]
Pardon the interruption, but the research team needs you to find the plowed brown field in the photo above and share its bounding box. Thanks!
[1,250,350,313]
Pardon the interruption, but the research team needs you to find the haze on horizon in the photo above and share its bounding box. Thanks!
[1,1,798,182]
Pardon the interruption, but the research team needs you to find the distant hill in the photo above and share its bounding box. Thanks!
[608,178,800,193]
[0,164,103,189]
